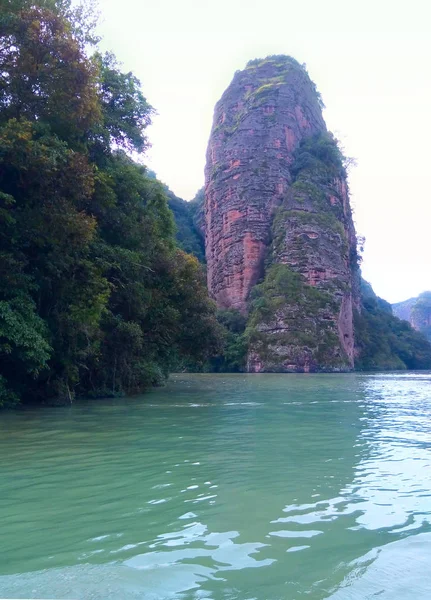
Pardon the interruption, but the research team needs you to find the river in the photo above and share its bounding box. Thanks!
[1,372,430,599]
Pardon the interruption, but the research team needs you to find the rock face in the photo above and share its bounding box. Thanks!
[204,56,361,372]
[204,56,326,313]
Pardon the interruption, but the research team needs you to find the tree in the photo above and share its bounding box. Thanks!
[0,0,100,143]
[0,0,221,405]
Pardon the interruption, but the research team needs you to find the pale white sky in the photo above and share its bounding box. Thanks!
[97,0,431,303]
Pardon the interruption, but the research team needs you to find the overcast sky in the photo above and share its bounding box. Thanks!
[97,0,431,303]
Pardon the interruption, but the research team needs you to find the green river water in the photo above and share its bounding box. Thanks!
[1,372,431,599]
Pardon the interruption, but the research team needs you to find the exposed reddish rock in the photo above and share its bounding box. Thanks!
[204,55,360,371]
[204,56,326,313]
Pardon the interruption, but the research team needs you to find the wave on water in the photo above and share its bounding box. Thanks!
[326,532,431,599]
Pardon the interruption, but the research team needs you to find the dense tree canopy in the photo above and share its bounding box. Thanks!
[0,0,220,406]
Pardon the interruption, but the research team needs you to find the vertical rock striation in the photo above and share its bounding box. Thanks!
[246,133,360,372]
[204,55,361,371]
[204,56,326,313]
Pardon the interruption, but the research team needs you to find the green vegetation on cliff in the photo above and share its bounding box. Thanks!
[0,0,220,406]
[246,264,348,371]
[204,130,431,373]
[291,132,347,180]
[206,273,431,374]
[244,132,431,372]
[245,55,325,108]
[243,133,354,372]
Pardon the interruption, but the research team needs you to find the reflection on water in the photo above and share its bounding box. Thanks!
[0,372,430,599]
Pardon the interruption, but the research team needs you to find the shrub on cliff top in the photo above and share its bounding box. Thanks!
[246,55,302,69]
[291,133,347,180]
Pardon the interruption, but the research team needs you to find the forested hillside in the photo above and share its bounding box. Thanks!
[0,0,220,406]
[146,174,205,262]
[354,282,431,370]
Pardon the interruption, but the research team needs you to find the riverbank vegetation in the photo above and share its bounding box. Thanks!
[0,0,221,406]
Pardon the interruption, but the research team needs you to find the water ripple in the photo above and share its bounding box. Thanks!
[0,372,430,599]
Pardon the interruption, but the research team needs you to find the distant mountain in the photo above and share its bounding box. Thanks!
[393,293,431,342]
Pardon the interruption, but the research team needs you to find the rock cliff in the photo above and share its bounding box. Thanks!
[204,56,360,372]
[205,56,326,313]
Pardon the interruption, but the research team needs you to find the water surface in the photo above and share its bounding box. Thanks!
[1,372,431,599]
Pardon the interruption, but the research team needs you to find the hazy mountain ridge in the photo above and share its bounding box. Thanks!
[393,292,431,343]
